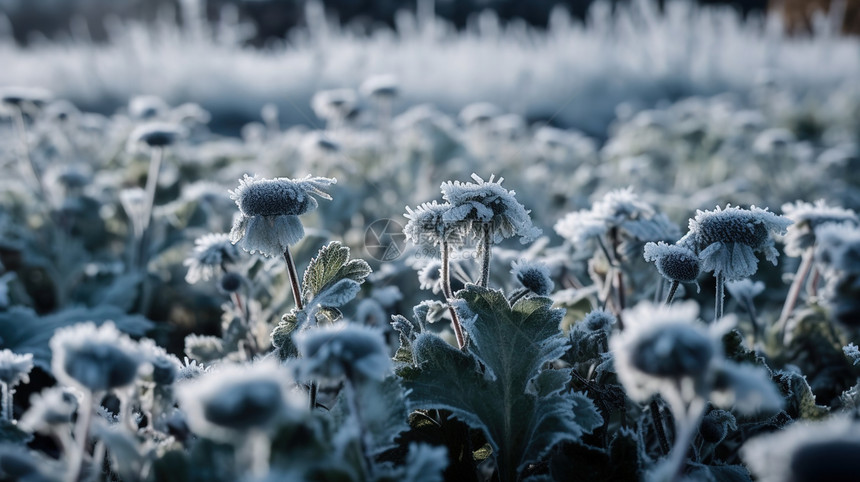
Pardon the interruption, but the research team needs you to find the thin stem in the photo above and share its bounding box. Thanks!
[479,223,491,288]
[665,280,680,305]
[665,399,707,482]
[742,298,761,344]
[0,382,9,421]
[777,248,814,333]
[12,107,48,199]
[714,272,725,321]
[68,390,95,482]
[282,246,304,311]
[650,398,671,456]
[610,228,625,330]
[807,266,820,298]
[344,379,374,478]
[441,239,467,350]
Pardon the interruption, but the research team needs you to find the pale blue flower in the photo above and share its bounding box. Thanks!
[440,173,541,244]
[311,88,357,122]
[19,387,78,434]
[229,175,336,257]
[679,204,792,281]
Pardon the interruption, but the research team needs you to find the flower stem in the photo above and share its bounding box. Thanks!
[344,379,375,479]
[714,272,725,321]
[480,223,491,288]
[0,382,9,422]
[777,247,813,333]
[283,246,316,409]
[665,399,706,482]
[12,107,48,199]
[68,390,95,482]
[442,239,466,350]
[665,280,680,305]
[650,398,671,455]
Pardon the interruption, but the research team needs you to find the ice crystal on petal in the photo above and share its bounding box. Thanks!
[679,204,792,281]
[440,174,541,244]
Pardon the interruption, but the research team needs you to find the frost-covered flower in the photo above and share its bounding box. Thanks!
[128,122,185,148]
[554,210,608,248]
[176,357,210,382]
[19,387,78,434]
[293,322,391,382]
[679,204,792,281]
[581,309,617,332]
[611,302,724,403]
[416,259,443,294]
[643,241,701,284]
[311,88,357,122]
[50,322,142,392]
[218,272,245,295]
[184,233,242,284]
[459,102,501,126]
[742,417,860,482]
[138,339,182,386]
[0,86,51,108]
[814,222,860,270]
[440,174,541,244]
[781,200,858,256]
[183,335,224,363]
[128,95,169,120]
[360,74,399,99]
[510,259,554,296]
[0,350,33,387]
[725,278,765,301]
[176,360,300,441]
[403,201,459,247]
[228,175,336,257]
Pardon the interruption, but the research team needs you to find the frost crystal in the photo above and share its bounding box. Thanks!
[183,233,241,284]
[643,241,701,283]
[50,322,142,392]
[781,200,858,257]
[510,259,554,296]
[228,175,336,257]
[440,173,541,244]
[679,204,792,281]
[742,417,860,482]
[293,322,391,382]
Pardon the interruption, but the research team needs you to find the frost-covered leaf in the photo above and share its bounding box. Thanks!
[271,311,300,361]
[301,242,371,303]
[93,273,143,311]
[312,279,361,309]
[774,369,829,420]
[332,376,409,455]
[403,285,602,481]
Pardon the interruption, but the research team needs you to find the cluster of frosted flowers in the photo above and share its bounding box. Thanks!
[781,200,858,257]
[229,175,336,257]
[679,204,792,281]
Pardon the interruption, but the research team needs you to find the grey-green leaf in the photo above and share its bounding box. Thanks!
[301,242,371,303]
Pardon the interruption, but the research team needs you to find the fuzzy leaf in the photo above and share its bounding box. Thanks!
[353,376,410,454]
[774,369,829,420]
[272,311,300,360]
[301,242,371,303]
[403,285,602,481]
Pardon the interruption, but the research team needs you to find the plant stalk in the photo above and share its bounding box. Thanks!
[283,245,317,409]
[441,239,467,350]
[776,247,814,333]
[665,280,680,305]
[714,272,725,321]
[480,223,491,288]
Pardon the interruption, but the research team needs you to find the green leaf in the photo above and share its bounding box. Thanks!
[301,242,371,304]
[404,285,602,482]
[774,369,829,420]
[271,311,300,360]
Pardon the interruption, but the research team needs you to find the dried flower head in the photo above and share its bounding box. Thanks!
[19,387,78,434]
[218,272,244,295]
[679,204,792,281]
[510,259,554,296]
[293,322,391,382]
[440,174,541,244]
[50,322,142,392]
[176,360,300,441]
[742,417,860,482]
[129,122,185,148]
[643,241,701,284]
[176,357,210,382]
[229,175,336,257]
[184,233,242,284]
[0,350,33,387]
[781,200,858,257]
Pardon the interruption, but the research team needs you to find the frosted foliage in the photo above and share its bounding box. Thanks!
[293,322,391,382]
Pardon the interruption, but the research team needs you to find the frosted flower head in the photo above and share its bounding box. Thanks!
[138,339,182,386]
[50,322,142,392]
[459,102,502,126]
[128,122,185,148]
[725,278,765,301]
[311,88,357,121]
[416,259,443,294]
[813,222,860,270]
[742,418,860,482]
[229,175,336,257]
[293,322,391,382]
[679,204,792,281]
[643,241,701,283]
[0,350,33,387]
[440,174,541,244]
[510,259,554,296]
[176,360,299,441]
[554,210,607,248]
[218,272,244,295]
[128,95,169,120]
[183,233,242,284]
[360,74,399,99]
[781,200,858,257]
[176,357,210,382]
[611,302,724,402]
[19,387,78,434]
[403,201,460,248]
[581,309,616,332]
[591,187,654,227]
[0,86,51,109]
